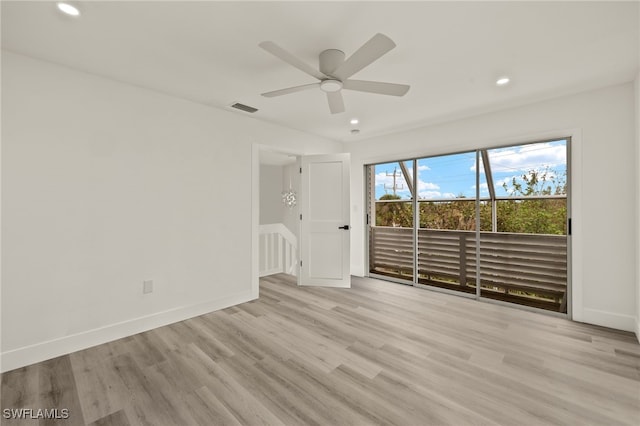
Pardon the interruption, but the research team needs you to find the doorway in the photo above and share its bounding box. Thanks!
[251,146,352,296]
[257,148,300,280]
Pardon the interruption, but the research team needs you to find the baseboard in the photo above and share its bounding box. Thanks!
[259,268,283,278]
[581,308,636,333]
[636,317,640,343]
[1,290,255,373]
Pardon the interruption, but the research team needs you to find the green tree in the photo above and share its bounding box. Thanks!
[375,168,566,234]
[418,200,491,231]
[498,168,567,234]
[375,194,413,227]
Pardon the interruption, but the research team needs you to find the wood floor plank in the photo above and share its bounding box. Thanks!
[256,355,377,425]
[87,409,131,426]
[1,364,40,426]
[69,348,129,424]
[106,353,188,426]
[216,349,325,426]
[191,386,243,426]
[38,356,85,426]
[2,273,639,425]
[184,343,286,426]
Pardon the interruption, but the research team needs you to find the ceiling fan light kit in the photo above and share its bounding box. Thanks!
[320,79,343,93]
[259,33,410,114]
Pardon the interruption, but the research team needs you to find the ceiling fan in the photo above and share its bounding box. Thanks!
[259,33,410,114]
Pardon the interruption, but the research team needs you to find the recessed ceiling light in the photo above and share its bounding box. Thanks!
[496,77,510,86]
[350,118,359,125]
[57,2,80,17]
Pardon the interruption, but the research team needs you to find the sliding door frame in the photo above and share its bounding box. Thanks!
[365,137,572,318]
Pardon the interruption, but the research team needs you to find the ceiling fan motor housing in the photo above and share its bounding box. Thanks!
[319,49,345,76]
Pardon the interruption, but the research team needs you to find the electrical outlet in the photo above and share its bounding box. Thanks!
[143,280,153,294]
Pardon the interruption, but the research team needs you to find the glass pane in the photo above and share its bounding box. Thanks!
[417,151,478,199]
[487,140,567,198]
[481,139,568,313]
[369,162,414,281]
[416,153,477,294]
[496,198,567,235]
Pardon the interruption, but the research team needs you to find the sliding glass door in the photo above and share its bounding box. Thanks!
[368,160,414,282]
[367,139,570,314]
[478,141,569,312]
[415,151,482,295]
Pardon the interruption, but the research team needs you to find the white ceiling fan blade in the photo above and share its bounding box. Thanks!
[332,33,396,80]
[259,41,326,80]
[261,83,320,98]
[343,80,410,96]
[327,91,345,114]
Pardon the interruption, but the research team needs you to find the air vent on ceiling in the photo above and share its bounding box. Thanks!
[230,102,258,113]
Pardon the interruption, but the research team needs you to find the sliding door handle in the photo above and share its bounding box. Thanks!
[338,225,350,230]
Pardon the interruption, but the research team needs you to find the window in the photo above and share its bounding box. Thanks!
[367,139,569,313]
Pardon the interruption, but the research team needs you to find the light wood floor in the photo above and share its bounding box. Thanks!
[2,274,640,425]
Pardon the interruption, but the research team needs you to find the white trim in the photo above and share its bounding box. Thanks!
[569,129,583,323]
[1,290,254,373]
[634,71,640,343]
[260,267,282,277]
[251,144,260,299]
[252,143,307,292]
[580,308,637,333]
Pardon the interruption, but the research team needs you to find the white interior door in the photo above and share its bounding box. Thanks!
[299,153,351,287]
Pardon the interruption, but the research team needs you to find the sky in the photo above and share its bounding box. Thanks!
[373,140,567,200]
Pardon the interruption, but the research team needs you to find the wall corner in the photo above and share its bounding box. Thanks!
[635,71,640,342]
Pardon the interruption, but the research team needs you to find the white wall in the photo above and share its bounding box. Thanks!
[258,162,299,238]
[1,51,341,371]
[259,165,284,225]
[281,162,300,239]
[347,82,637,332]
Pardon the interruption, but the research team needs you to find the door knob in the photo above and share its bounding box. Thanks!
[338,225,350,230]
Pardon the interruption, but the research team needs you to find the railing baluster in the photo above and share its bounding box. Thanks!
[459,233,467,287]
[259,223,298,278]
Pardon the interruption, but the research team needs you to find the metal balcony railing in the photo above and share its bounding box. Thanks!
[370,226,567,312]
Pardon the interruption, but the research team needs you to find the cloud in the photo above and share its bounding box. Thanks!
[417,191,458,199]
[419,191,442,198]
[376,171,440,199]
[471,142,566,173]
[375,171,411,197]
[418,181,439,191]
[494,168,563,195]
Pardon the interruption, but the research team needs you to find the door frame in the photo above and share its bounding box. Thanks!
[251,144,305,299]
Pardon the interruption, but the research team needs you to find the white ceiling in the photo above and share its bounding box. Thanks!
[2,1,638,143]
